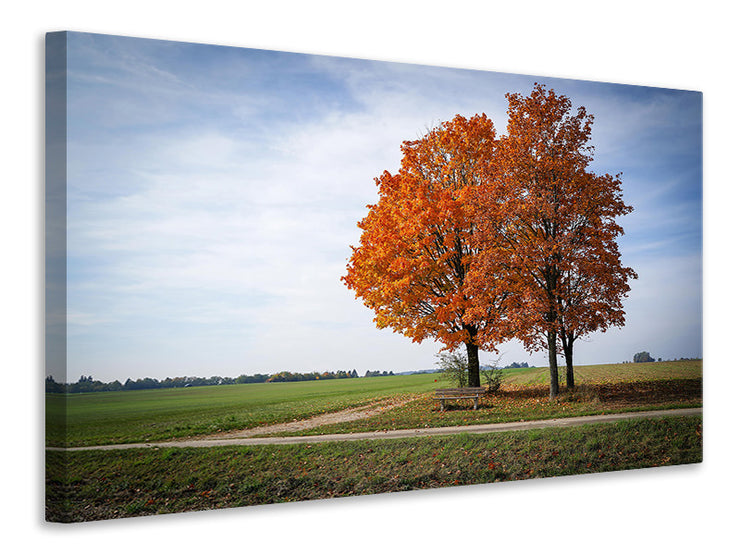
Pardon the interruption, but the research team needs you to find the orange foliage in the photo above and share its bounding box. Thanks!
[342,114,506,357]
[344,85,636,397]
[469,84,636,394]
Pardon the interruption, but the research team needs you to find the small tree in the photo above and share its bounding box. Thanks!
[481,365,504,393]
[435,350,469,387]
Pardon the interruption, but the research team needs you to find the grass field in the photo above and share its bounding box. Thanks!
[46,414,702,522]
[503,360,701,385]
[279,378,701,437]
[46,361,702,447]
[46,373,440,447]
[45,360,702,522]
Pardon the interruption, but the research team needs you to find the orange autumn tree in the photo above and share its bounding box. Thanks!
[342,114,506,387]
[471,84,636,398]
[555,171,637,389]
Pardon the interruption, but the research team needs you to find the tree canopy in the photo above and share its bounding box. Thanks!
[344,85,636,397]
[342,114,506,387]
[470,84,636,398]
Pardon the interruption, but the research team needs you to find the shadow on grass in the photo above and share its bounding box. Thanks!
[592,378,701,406]
[489,378,702,407]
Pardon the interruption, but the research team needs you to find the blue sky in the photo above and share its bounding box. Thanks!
[58,31,702,383]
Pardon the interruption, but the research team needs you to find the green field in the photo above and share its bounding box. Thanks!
[47,414,702,522]
[503,360,701,385]
[47,361,701,448]
[46,373,441,447]
[46,360,703,522]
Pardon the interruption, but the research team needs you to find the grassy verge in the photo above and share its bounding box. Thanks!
[46,414,702,523]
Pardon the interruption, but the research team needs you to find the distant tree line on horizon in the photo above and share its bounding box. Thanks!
[502,362,530,369]
[45,355,700,394]
[45,368,401,394]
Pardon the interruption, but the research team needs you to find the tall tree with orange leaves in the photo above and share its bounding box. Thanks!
[471,84,636,398]
[342,114,506,387]
[555,170,637,389]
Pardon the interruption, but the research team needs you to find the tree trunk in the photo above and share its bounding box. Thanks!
[562,332,575,389]
[465,341,480,387]
[547,329,559,399]
[544,265,560,400]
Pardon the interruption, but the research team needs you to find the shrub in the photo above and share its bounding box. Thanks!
[435,351,468,387]
[481,365,504,393]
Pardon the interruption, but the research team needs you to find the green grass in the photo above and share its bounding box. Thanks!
[46,414,702,522]
[46,374,441,447]
[272,378,702,437]
[46,361,702,448]
[504,360,701,386]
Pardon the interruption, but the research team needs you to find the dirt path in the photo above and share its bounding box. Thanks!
[50,407,702,452]
[204,396,417,440]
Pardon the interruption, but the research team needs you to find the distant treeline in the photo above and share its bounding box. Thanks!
[45,369,399,394]
[625,354,700,364]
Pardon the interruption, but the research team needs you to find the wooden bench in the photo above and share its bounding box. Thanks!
[433,387,486,411]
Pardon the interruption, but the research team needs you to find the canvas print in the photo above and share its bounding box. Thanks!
[45,31,702,523]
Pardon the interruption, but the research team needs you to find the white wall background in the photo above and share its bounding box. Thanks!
[3,1,736,553]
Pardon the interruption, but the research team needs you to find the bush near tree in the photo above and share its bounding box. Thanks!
[436,351,504,392]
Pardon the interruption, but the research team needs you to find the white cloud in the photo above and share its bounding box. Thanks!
[63,37,702,381]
